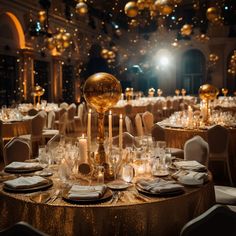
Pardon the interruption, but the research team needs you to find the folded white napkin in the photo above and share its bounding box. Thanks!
[68,185,106,200]
[5,162,41,170]
[174,160,207,172]
[136,178,184,194]
[4,176,48,189]
[172,170,208,185]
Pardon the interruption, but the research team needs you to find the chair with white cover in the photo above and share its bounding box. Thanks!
[47,110,56,129]
[125,116,134,135]
[41,110,59,144]
[0,221,49,236]
[151,123,184,158]
[184,135,209,166]
[3,137,31,165]
[66,103,76,132]
[19,113,46,157]
[54,112,68,136]
[134,113,144,137]
[59,102,69,109]
[207,125,233,185]
[214,185,236,205]
[28,108,38,116]
[142,111,154,135]
[74,103,85,131]
[112,132,136,148]
[180,204,236,236]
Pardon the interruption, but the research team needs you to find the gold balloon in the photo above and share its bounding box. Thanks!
[83,73,122,113]
[154,0,174,15]
[45,37,56,50]
[101,49,109,59]
[181,24,192,36]
[124,2,139,18]
[76,2,88,15]
[38,11,46,23]
[199,84,219,101]
[206,7,220,22]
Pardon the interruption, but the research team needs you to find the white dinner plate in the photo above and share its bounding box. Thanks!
[107,181,131,190]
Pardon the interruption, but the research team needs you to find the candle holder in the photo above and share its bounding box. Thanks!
[199,84,219,124]
[83,72,122,179]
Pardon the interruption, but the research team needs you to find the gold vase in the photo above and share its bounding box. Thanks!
[83,72,122,167]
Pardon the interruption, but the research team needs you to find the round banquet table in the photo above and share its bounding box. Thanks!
[162,126,236,182]
[0,173,215,236]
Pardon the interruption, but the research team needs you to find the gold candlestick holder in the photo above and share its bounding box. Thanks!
[199,84,219,124]
[83,72,122,179]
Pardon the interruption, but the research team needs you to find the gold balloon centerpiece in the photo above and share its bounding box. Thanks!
[31,85,45,107]
[83,73,122,167]
[199,84,219,123]
[148,88,155,97]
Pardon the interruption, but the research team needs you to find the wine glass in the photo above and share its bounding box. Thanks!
[122,164,134,183]
[109,149,121,180]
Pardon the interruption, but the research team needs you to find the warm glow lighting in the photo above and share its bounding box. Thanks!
[159,56,169,66]
[154,49,172,70]
[6,12,25,49]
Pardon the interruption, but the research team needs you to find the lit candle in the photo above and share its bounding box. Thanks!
[97,165,104,184]
[79,134,88,163]
[87,109,91,152]
[108,110,112,150]
[119,114,123,150]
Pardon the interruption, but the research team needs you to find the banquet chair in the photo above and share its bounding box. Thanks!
[27,108,38,116]
[151,123,184,158]
[19,112,46,157]
[134,113,144,137]
[125,116,135,135]
[3,137,31,165]
[0,221,49,236]
[214,185,236,205]
[172,99,180,111]
[180,204,236,236]
[207,125,233,185]
[54,112,68,136]
[184,135,209,166]
[74,102,85,130]
[142,111,154,135]
[59,102,69,109]
[112,132,136,148]
[66,103,76,132]
[47,110,56,129]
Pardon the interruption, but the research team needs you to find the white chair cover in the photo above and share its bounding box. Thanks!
[142,111,154,135]
[184,135,209,166]
[135,113,144,137]
[3,137,31,165]
[125,116,134,135]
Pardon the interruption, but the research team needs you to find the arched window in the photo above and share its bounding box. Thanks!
[179,49,206,95]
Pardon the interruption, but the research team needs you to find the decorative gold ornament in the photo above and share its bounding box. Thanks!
[83,73,122,167]
[181,24,192,36]
[221,88,228,97]
[38,11,46,23]
[76,2,88,15]
[175,89,180,96]
[154,0,174,15]
[199,84,219,123]
[32,85,45,106]
[209,53,219,62]
[125,87,133,101]
[206,7,221,23]
[148,88,155,97]
[124,2,139,18]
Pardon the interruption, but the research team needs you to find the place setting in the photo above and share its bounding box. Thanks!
[62,184,113,204]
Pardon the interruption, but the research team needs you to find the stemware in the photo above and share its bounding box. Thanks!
[109,149,121,180]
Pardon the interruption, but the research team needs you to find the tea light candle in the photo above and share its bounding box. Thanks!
[87,109,91,152]
[79,134,88,163]
[97,165,104,184]
[108,110,112,150]
[119,114,123,150]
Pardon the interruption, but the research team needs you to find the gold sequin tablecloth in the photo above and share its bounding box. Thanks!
[0,175,215,236]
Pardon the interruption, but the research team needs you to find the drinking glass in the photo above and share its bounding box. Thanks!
[109,149,121,180]
[122,164,134,183]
